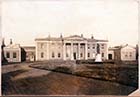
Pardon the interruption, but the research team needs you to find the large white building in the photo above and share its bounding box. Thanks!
[35,35,108,61]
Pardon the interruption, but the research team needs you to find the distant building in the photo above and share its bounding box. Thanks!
[3,39,21,62]
[22,46,36,61]
[35,35,108,61]
[120,45,136,61]
[109,44,136,61]
[108,47,115,60]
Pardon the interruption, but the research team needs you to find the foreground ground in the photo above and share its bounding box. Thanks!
[2,61,138,95]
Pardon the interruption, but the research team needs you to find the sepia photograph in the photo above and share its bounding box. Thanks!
[1,0,139,96]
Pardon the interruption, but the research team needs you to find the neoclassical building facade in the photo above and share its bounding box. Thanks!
[35,35,108,61]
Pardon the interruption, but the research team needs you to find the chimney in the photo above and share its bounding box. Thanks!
[91,35,94,39]
[81,34,83,37]
[60,33,63,38]
[2,38,5,46]
[1,38,6,48]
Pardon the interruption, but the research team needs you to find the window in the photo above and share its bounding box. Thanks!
[125,54,127,57]
[92,44,95,49]
[102,53,104,57]
[6,52,10,58]
[58,53,61,58]
[40,43,44,49]
[52,52,55,58]
[129,52,132,57]
[41,52,44,58]
[88,53,90,57]
[88,44,90,49]
[101,44,104,49]
[125,52,128,57]
[13,52,17,58]
[80,53,83,57]
[52,43,55,45]
[66,53,69,57]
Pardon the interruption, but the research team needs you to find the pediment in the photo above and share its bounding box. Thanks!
[64,35,86,40]
[5,44,20,49]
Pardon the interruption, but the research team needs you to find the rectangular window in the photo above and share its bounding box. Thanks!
[88,44,90,49]
[102,53,104,57]
[101,44,104,46]
[66,53,69,57]
[41,52,44,58]
[6,52,10,58]
[88,53,90,57]
[52,52,55,58]
[129,52,132,57]
[13,52,17,58]
[125,54,128,57]
[125,52,128,57]
[58,53,61,58]
[40,43,44,49]
[52,43,55,45]
[80,53,83,57]
[101,44,104,49]
[93,44,95,49]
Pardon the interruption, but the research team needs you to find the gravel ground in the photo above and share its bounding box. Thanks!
[2,61,138,95]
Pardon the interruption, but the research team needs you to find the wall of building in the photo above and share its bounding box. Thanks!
[36,41,63,61]
[87,42,96,59]
[108,50,114,60]
[121,46,136,61]
[4,48,21,62]
[35,36,108,61]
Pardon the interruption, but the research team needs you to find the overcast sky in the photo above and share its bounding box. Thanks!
[1,0,138,46]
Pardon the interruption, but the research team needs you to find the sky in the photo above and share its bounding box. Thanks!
[1,0,139,47]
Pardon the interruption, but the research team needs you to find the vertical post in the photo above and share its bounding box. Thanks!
[47,42,50,60]
[78,43,80,60]
[35,41,38,61]
[85,43,88,60]
[63,43,66,60]
[138,0,140,89]
[71,43,74,60]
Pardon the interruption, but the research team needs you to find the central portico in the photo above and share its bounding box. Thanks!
[35,34,108,61]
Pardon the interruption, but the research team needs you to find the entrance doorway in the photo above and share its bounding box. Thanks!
[108,54,112,60]
[73,53,76,60]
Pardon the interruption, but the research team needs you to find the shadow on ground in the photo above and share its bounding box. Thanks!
[2,69,137,95]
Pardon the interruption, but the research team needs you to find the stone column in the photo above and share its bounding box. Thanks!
[85,43,88,60]
[47,42,50,60]
[78,43,80,60]
[63,43,66,60]
[35,42,38,61]
[19,48,21,62]
[71,43,74,60]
